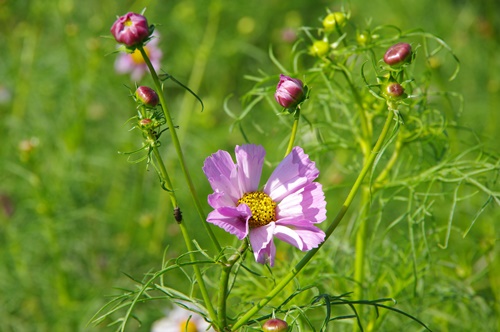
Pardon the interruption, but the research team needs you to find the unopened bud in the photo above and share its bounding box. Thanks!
[110,12,150,47]
[139,118,153,127]
[323,12,346,32]
[274,74,305,109]
[383,42,412,67]
[262,318,289,332]
[310,40,330,57]
[356,30,371,46]
[384,82,405,99]
[135,86,159,107]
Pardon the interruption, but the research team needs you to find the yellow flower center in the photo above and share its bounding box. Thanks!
[178,320,198,332]
[130,46,149,64]
[238,191,277,228]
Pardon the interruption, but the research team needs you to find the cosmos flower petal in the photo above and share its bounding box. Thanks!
[207,192,235,209]
[274,221,325,250]
[264,146,319,202]
[249,223,276,266]
[203,149,241,203]
[206,205,251,240]
[235,144,265,193]
[276,182,326,223]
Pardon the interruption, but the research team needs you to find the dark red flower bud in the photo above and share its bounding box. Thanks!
[263,318,289,332]
[135,86,159,107]
[383,42,412,66]
[110,12,150,47]
[384,82,405,99]
[274,74,305,109]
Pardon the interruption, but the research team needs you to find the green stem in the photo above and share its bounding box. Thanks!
[179,221,220,328]
[149,139,222,326]
[353,186,370,303]
[231,109,396,331]
[217,241,249,330]
[177,0,221,142]
[138,46,223,254]
[285,108,300,156]
[151,145,177,203]
[138,46,220,328]
[374,138,403,188]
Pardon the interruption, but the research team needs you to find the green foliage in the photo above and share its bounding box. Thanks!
[1,0,499,331]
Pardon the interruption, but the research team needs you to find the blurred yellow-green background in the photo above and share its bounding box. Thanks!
[1,0,499,331]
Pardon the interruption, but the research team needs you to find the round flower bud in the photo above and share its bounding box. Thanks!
[323,12,346,32]
[263,318,289,332]
[310,40,330,57]
[274,74,305,109]
[384,82,405,99]
[356,30,371,46]
[110,12,150,47]
[135,86,159,107]
[383,42,412,67]
[139,118,153,127]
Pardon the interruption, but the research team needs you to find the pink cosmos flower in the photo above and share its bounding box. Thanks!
[115,32,162,81]
[203,144,326,266]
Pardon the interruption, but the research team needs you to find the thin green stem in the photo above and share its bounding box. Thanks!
[285,108,301,156]
[352,186,370,308]
[178,221,220,329]
[217,241,249,330]
[231,109,396,331]
[151,145,177,205]
[339,65,372,145]
[138,46,220,328]
[138,46,223,254]
[374,138,403,187]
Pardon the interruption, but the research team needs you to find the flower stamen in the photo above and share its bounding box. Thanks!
[238,191,276,228]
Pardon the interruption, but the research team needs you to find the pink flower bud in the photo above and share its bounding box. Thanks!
[263,318,289,332]
[383,42,412,66]
[274,74,305,109]
[135,86,159,107]
[110,12,150,47]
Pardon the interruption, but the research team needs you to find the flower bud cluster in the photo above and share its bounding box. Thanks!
[378,42,414,104]
[308,11,349,58]
[133,86,165,139]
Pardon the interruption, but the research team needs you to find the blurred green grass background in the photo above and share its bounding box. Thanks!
[1,0,499,331]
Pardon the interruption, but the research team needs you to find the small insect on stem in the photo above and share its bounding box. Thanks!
[173,206,182,223]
